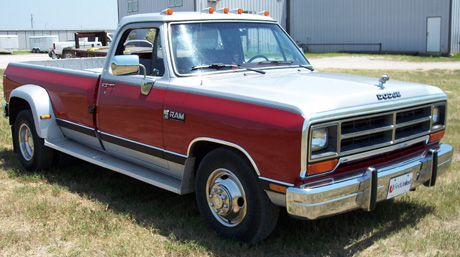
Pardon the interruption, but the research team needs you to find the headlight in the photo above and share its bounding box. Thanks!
[431,104,446,130]
[432,106,440,123]
[311,127,328,151]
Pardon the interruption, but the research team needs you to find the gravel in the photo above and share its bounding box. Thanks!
[0,53,51,69]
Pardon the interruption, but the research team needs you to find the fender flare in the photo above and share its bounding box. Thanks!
[187,137,261,176]
[9,84,63,139]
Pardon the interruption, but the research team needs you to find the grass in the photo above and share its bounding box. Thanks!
[1,68,460,256]
[306,52,460,62]
[12,50,34,55]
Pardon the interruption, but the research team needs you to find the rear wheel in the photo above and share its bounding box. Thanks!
[62,50,75,59]
[14,110,54,171]
[195,147,279,243]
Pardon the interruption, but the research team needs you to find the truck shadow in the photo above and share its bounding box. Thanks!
[0,150,434,256]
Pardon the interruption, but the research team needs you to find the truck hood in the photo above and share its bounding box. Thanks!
[197,69,446,118]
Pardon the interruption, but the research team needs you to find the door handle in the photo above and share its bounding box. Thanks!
[102,83,115,88]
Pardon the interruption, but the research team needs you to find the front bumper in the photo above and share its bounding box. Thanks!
[286,143,453,220]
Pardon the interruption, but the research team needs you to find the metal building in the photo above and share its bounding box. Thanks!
[117,0,287,28]
[290,0,460,55]
[117,0,460,54]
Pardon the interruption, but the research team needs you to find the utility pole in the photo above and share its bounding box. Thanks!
[30,14,34,29]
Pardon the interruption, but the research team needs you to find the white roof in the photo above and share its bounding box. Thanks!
[119,11,276,27]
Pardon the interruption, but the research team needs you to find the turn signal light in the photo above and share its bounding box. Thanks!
[307,159,338,176]
[428,130,445,143]
[269,183,287,193]
[40,115,51,120]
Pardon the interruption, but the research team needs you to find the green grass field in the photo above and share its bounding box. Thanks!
[0,68,459,256]
[306,52,460,62]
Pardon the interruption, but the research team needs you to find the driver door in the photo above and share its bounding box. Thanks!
[96,26,169,169]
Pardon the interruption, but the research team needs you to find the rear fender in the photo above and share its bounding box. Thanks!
[9,85,63,139]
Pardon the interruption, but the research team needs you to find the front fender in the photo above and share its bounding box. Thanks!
[9,85,63,139]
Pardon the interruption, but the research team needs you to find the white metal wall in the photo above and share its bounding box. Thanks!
[198,0,287,28]
[290,0,453,54]
[117,0,287,28]
[451,0,460,54]
[0,30,103,50]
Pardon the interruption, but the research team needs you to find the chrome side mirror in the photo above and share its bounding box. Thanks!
[111,55,140,76]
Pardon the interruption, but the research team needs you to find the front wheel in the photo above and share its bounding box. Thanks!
[13,110,54,171]
[195,148,279,243]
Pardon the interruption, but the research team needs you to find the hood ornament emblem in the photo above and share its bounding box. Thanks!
[377,74,390,89]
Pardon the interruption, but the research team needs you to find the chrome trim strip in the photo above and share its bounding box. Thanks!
[56,118,96,137]
[98,131,187,165]
[339,136,429,164]
[300,119,309,178]
[304,136,429,180]
[187,137,261,176]
[341,125,394,139]
[395,116,431,128]
[259,176,294,187]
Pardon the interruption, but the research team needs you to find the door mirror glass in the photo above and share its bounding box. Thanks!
[111,55,140,76]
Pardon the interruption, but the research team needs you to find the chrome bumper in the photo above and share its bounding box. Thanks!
[286,144,453,220]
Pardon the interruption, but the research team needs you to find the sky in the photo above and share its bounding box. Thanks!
[0,0,118,30]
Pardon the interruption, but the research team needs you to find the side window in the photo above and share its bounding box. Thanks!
[115,27,164,77]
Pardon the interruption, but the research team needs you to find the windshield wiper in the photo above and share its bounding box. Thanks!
[191,63,237,70]
[239,66,266,74]
[258,61,294,65]
[299,65,315,71]
[191,63,266,74]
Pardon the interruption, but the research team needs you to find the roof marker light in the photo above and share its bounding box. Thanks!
[217,8,230,14]
[230,8,244,14]
[161,8,174,15]
[201,7,215,14]
[257,10,270,16]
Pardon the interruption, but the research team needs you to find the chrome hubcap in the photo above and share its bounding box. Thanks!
[206,168,247,227]
[18,123,34,161]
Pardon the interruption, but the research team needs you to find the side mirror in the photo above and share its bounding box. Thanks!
[111,55,140,76]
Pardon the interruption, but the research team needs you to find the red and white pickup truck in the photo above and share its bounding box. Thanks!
[2,9,453,243]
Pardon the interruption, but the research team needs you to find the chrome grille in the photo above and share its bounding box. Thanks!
[340,106,432,155]
[309,103,446,161]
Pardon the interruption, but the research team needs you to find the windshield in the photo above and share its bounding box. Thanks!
[170,22,309,75]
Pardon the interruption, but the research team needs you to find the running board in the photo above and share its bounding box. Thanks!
[45,138,182,194]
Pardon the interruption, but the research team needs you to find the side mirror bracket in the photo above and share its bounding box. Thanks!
[139,64,155,96]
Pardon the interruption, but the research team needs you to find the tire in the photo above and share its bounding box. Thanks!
[13,110,54,171]
[62,50,75,59]
[195,147,279,243]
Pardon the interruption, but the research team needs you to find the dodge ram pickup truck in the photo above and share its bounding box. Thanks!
[2,8,453,243]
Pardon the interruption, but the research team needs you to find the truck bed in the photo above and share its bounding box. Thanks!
[12,57,106,74]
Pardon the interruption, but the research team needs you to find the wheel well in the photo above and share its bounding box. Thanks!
[188,141,222,174]
[8,97,31,125]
